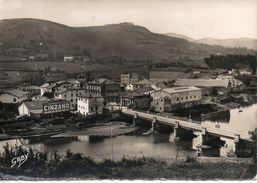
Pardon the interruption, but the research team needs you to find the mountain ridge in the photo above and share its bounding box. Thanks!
[165,32,257,50]
[0,18,256,62]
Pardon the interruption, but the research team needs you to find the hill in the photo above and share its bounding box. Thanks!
[196,37,257,50]
[165,32,257,50]
[0,18,256,62]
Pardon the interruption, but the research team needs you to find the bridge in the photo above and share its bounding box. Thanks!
[121,107,254,142]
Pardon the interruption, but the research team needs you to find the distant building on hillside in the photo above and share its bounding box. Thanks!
[63,55,90,62]
[35,53,48,61]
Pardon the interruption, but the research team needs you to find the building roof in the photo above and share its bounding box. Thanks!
[23,101,45,110]
[1,89,29,97]
[162,86,201,94]
[92,78,114,85]
[175,79,230,88]
[40,82,57,89]
[133,79,151,85]
[54,87,84,94]
[67,79,80,84]
[121,92,149,99]
[133,86,156,93]
[78,94,103,99]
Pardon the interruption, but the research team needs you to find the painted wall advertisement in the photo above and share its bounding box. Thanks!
[43,101,70,114]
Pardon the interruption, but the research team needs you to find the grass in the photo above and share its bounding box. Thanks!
[0,147,256,180]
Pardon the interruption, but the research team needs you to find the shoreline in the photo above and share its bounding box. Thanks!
[0,154,255,180]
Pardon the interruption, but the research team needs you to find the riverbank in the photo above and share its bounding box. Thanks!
[0,153,255,180]
[52,122,137,138]
[0,113,133,141]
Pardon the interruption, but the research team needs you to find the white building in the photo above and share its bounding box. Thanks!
[54,87,87,110]
[216,75,243,88]
[40,82,56,96]
[151,86,202,113]
[0,89,29,104]
[18,101,45,117]
[18,100,70,117]
[77,95,104,116]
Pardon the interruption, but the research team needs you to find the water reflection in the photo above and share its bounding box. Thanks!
[203,102,257,137]
[0,134,196,161]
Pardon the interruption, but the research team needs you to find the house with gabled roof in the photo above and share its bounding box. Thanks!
[0,89,29,104]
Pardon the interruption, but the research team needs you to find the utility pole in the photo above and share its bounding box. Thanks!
[111,127,113,161]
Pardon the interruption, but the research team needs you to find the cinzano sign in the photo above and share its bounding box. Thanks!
[43,101,70,114]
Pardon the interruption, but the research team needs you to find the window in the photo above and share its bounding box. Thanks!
[190,96,192,99]
[181,97,183,100]
[177,98,179,101]
[64,94,66,98]
[71,94,73,97]
[13,98,17,102]
[71,99,73,102]
[194,95,196,98]
[186,96,188,100]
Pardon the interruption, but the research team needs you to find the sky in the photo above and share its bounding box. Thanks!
[0,0,256,39]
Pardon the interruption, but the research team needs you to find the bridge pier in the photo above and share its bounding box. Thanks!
[133,113,138,126]
[220,135,241,157]
[151,117,157,132]
[169,122,180,141]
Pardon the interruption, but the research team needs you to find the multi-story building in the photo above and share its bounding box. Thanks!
[120,73,140,86]
[132,79,151,91]
[120,73,131,86]
[121,93,150,110]
[54,87,86,110]
[40,79,81,96]
[83,83,101,96]
[77,95,104,116]
[150,86,202,113]
[90,78,121,103]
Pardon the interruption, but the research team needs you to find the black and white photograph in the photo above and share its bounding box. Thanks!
[0,0,256,180]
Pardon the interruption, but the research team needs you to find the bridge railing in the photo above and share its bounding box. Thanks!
[122,108,253,141]
[130,109,201,124]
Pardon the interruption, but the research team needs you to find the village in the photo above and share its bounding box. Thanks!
[0,60,256,141]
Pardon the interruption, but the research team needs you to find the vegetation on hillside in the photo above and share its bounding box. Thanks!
[0,19,256,62]
[205,54,256,74]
